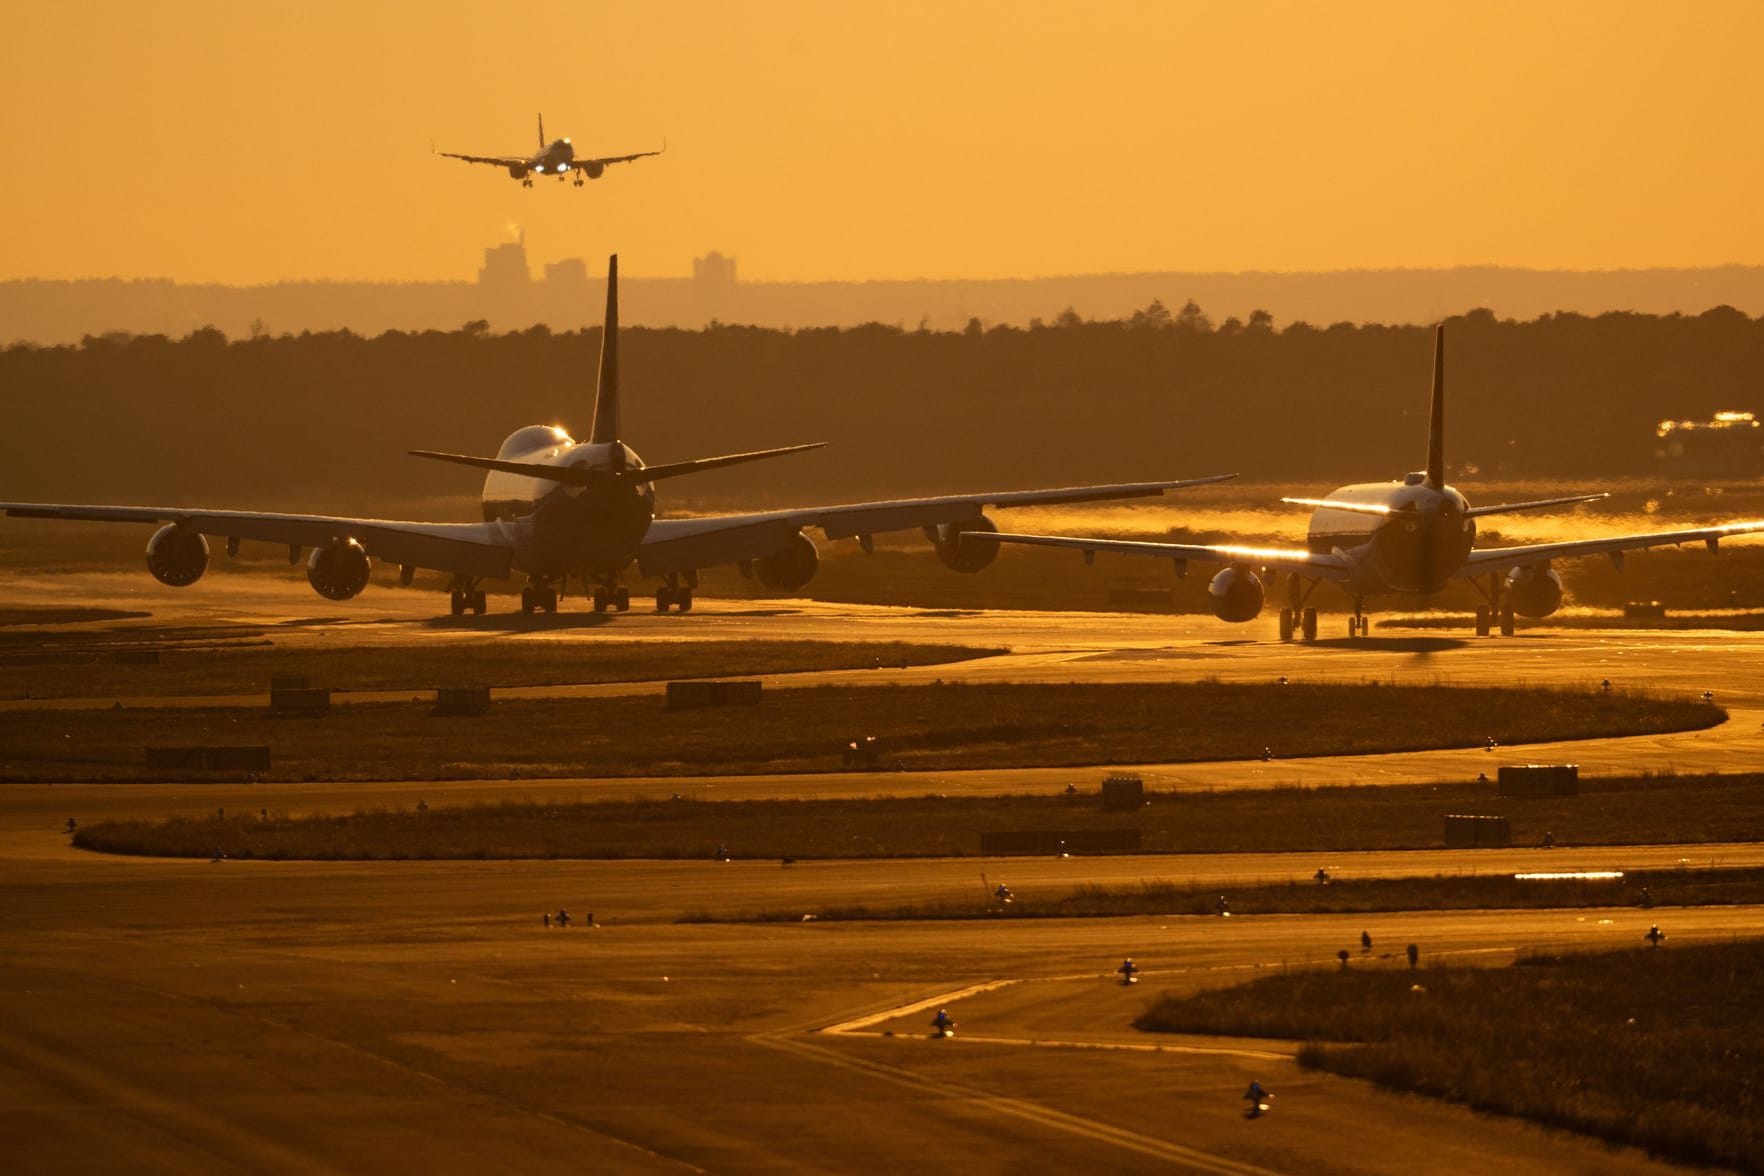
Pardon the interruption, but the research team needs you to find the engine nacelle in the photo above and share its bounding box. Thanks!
[307,539,372,601]
[508,164,529,180]
[582,161,605,179]
[1505,564,1565,618]
[931,514,1000,573]
[145,524,209,587]
[754,531,819,592]
[1208,566,1264,623]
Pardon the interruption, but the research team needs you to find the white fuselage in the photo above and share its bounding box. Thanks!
[479,426,654,576]
[1305,475,1476,596]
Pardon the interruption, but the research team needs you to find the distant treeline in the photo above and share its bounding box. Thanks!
[2,306,1759,509]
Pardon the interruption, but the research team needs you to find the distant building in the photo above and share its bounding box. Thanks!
[544,257,589,288]
[478,236,531,288]
[694,251,738,287]
[1656,410,1763,475]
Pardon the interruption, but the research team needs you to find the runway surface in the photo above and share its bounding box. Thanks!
[4,573,1763,1171]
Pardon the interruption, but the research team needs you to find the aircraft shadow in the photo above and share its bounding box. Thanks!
[422,612,621,633]
[1308,636,1469,652]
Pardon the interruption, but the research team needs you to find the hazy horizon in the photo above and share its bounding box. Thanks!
[5,2,1762,286]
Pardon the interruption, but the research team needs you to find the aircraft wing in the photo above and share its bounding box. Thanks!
[1,502,517,580]
[1457,520,1764,576]
[573,148,664,170]
[437,151,526,168]
[634,475,1237,575]
[983,531,1355,580]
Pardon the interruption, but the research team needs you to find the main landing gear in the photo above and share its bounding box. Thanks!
[589,583,631,614]
[448,577,487,617]
[1472,573,1517,637]
[655,572,696,613]
[1278,575,1321,642]
[519,579,559,614]
[1277,606,1318,642]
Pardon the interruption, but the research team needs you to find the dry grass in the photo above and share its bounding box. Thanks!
[0,637,990,700]
[72,765,1764,862]
[1135,939,1764,1171]
[9,680,1717,784]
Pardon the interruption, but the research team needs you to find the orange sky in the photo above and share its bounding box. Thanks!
[2,1,1761,284]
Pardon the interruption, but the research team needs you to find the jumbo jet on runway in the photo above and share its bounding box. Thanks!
[1,256,1234,617]
[981,325,1764,641]
[436,114,663,187]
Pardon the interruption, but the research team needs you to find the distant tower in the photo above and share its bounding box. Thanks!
[479,231,531,288]
[693,251,738,288]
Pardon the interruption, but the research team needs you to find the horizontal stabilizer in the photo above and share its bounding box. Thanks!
[628,442,826,483]
[1465,492,1609,518]
[407,449,598,485]
[408,441,826,486]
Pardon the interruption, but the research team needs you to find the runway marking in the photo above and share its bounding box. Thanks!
[820,979,1019,1033]
[754,1032,1288,1175]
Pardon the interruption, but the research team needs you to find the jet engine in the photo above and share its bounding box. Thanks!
[1207,566,1264,623]
[583,161,605,179]
[754,531,819,592]
[307,539,372,601]
[145,524,209,587]
[1505,564,1564,617]
[507,164,529,180]
[930,515,1000,573]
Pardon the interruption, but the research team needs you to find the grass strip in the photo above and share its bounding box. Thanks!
[0,638,991,700]
[73,766,1764,861]
[1135,939,1764,1172]
[681,866,1764,922]
[9,680,1717,783]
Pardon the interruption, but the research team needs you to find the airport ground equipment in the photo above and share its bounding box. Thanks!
[1498,764,1580,797]
[1100,774,1145,809]
[1443,814,1513,848]
[666,680,762,709]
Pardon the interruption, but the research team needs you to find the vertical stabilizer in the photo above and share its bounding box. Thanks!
[589,254,620,444]
[537,113,546,148]
[1425,324,1445,489]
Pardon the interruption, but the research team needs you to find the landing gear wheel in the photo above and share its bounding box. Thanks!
[656,586,674,613]
[614,586,630,612]
[520,587,534,614]
[471,590,487,615]
[541,588,558,614]
[1278,608,1295,642]
[1474,606,1491,637]
[1354,616,1369,637]
[1300,607,1318,642]
[1500,606,1516,637]
[592,588,610,613]
[449,590,466,617]
[676,589,693,613]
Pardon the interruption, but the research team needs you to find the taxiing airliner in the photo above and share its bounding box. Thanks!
[2,256,1234,617]
[436,114,663,187]
[982,325,1764,640]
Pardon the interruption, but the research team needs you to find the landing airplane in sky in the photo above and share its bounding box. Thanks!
[435,114,663,187]
[1,256,1234,617]
[981,325,1764,640]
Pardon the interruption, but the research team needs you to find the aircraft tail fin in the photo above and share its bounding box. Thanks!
[1425,324,1445,489]
[538,113,546,148]
[589,254,620,444]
